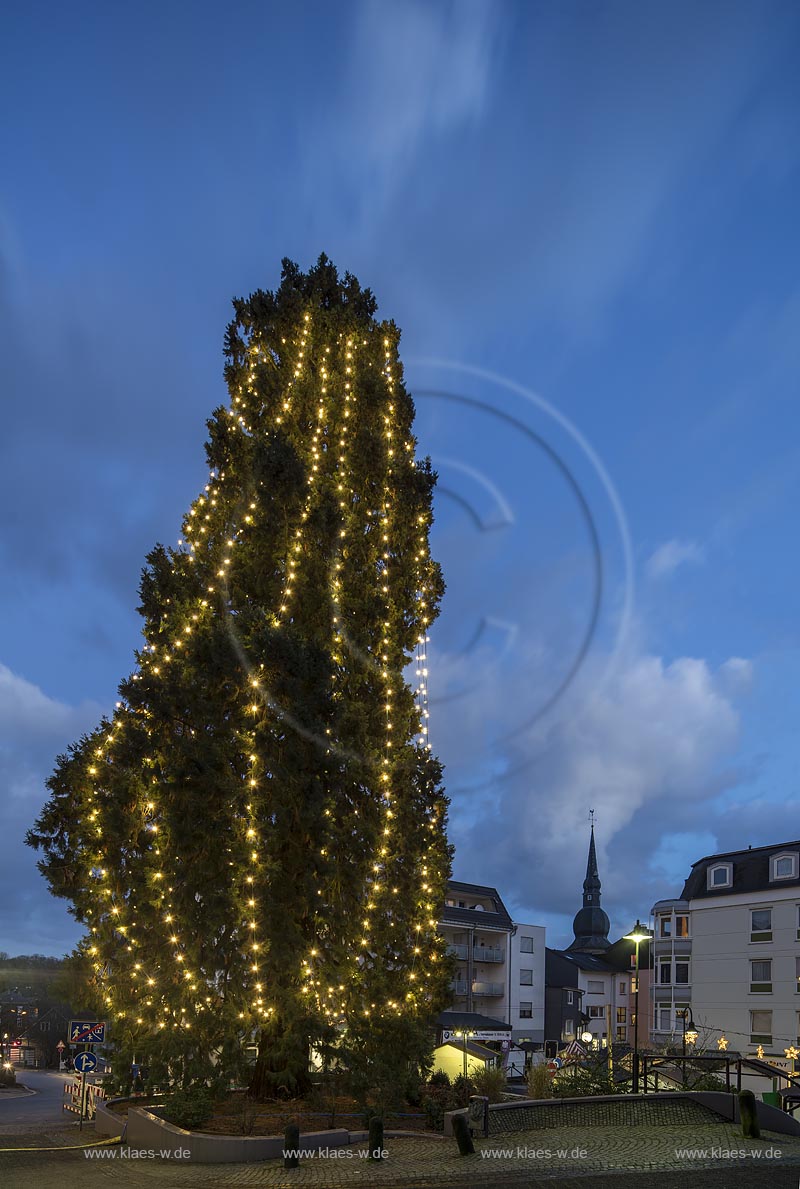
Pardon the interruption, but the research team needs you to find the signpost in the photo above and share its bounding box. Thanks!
[56,1039,65,1071]
[73,1050,98,1130]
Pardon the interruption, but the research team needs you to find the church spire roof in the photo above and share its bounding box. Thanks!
[568,817,611,953]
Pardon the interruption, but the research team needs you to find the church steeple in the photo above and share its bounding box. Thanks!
[568,814,610,953]
[582,822,602,906]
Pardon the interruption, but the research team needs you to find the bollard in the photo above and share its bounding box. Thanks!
[739,1089,761,1139]
[283,1122,300,1168]
[368,1115,384,1160]
[452,1113,475,1156]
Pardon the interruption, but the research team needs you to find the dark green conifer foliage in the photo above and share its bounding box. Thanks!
[27,257,453,1098]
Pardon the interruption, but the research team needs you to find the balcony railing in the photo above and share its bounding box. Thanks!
[473,945,504,963]
[450,979,504,998]
[446,943,505,963]
[471,981,504,997]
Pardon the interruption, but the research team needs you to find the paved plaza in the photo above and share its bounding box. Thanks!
[3,1119,800,1188]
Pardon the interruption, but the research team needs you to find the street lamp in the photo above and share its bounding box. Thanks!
[677,1008,698,1060]
[454,1029,476,1079]
[624,920,652,1094]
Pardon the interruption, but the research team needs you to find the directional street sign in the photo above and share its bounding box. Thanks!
[68,1020,105,1045]
[74,1051,98,1074]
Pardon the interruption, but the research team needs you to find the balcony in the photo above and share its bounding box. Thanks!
[471,981,504,998]
[450,979,504,998]
[446,943,505,963]
[473,945,504,964]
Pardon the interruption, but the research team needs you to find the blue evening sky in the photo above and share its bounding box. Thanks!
[2,0,799,956]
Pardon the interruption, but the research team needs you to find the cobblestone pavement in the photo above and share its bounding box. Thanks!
[3,1123,800,1188]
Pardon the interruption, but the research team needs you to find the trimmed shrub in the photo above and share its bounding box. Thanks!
[159,1087,215,1131]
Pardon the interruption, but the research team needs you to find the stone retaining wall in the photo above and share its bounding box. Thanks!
[445,1092,800,1138]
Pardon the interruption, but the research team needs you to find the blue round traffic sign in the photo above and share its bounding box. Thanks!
[74,1051,98,1074]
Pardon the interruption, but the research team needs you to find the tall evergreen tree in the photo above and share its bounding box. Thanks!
[27,257,453,1097]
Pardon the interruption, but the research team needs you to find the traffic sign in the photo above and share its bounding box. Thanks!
[68,1020,105,1044]
[74,1051,98,1074]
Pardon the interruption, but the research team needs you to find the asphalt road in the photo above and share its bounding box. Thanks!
[0,1070,71,1131]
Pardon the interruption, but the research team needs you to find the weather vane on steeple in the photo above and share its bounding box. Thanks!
[589,808,596,828]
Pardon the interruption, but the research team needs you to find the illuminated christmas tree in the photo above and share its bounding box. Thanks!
[28,257,453,1098]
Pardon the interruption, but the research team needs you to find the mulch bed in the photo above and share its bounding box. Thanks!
[201,1091,429,1136]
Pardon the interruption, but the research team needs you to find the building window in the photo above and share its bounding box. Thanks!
[675,961,690,985]
[770,853,798,881]
[795,956,800,994]
[751,908,772,943]
[616,1007,626,1024]
[675,915,689,937]
[658,1008,671,1031]
[588,1006,604,1018]
[520,936,534,953]
[797,906,800,942]
[630,975,638,994]
[520,969,533,985]
[619,982,627,996]
[750,959,772,993]
[708,863,732,889]
[659,916,672,938]
[39,1021,51,1033]
[566,990,574,1005]
[659,962,671,984]
[616,1026,626,1041]
[587,980,604,993]
[563,1019,574,1036]
[519,1002,532,1019]
[750,1010,772,1045]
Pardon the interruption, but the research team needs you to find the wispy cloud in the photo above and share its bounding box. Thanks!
[646,539,706,580]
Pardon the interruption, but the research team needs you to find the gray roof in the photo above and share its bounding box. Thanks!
[438,1010,511,1031]
[443,879,513,929]
[681,839,800,900]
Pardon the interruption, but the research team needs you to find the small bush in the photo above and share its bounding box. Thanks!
[429,1069,451,1087]
[526,1062,553,1100]
[451,1073,476,1108]
[159,1087,215,1131]
[471,1064,508,1103]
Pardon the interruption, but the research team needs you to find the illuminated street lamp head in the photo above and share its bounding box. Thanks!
[581,1031,593,1044]
[624,920,651,944]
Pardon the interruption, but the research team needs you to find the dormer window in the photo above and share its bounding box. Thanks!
[708,862,732,890]
[770,853,798,881]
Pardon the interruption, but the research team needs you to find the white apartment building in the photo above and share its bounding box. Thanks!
[652,840,800,1057]
[438,880,545,1044]
[509,922,546,1042]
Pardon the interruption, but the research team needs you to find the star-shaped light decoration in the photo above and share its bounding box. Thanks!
[757,1045,765,1059]
[785,1046,799,1062]
[717,1036,729,1051]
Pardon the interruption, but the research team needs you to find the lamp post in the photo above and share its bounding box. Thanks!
[455,1029,476,1080]
[624,920,651,1094]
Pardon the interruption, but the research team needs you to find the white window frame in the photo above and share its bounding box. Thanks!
[519,935,534,953]
[751,907,773,943]
[750,1009,772,1045]
[519,1001,532,1019]
[708,862,732,890]
[520,969,533,986]
[750,958,772,993]
[771,853,798,881]
[566,989,574,1005]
